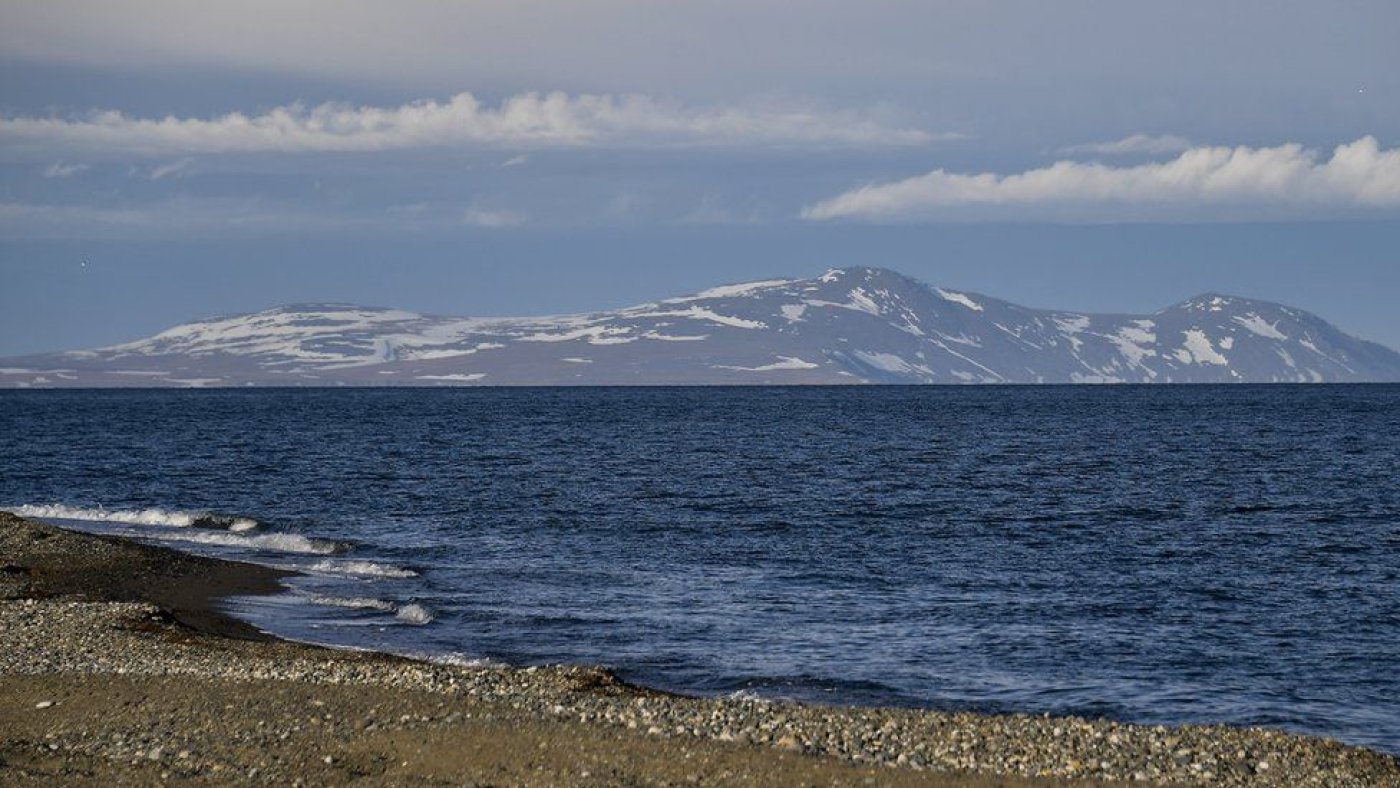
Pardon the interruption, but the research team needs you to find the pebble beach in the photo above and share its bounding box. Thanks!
[2,512,1397,786]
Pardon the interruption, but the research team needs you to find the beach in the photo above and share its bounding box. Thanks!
[2,512,1397,786]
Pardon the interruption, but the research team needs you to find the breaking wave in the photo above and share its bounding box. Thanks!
[149,529,341,555]
[307,559,419,578]
[7,503,260,532]
[419,652,504,668]
[395,603,436,625]
[308,595,397,612]
[303,596,437,625]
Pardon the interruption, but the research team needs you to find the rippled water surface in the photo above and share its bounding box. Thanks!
[3,387,1398,752]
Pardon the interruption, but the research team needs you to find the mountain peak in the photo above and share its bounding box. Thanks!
[1171,293,1252,312]
[816,265,919,284]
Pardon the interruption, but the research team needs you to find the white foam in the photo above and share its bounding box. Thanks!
[307,559,419,578]
[7,504,257,532]
[396,603,436,625]
[152,530,340,555]
[423,652,503,668]
[308,596,397,612]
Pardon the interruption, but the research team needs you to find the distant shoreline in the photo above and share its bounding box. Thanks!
[3,512,1396,785]
[4,381,1400,390]
[5,269,1398,387]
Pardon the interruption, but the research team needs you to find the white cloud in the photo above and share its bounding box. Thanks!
[501,154,528,167]
[802,137,1400,222]
[0,91,938,158]
[42,161,89,178]
[462,206,525,228]
[1060,134,1193,156]
[148,157,195,179]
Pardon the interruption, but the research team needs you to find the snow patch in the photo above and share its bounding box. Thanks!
[935,288,984,311]
[780,303,807,322]
[405,342,504,361]
[518,326,632,343]
[415,373,486,382]
[1233,314,1287,340]
[1053,315,1090,351]
[851,351,924,375]
[846,288,882,315]
[642,331,708,341]
[688,279,796,300]
[664,306,766,329]
[1054,315,1090,334]
[717,356,820,372]
[1180,329,1229,365]
[1111,324,1157,364]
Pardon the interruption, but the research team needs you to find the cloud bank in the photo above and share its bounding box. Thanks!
[802,137,1400,221]
[0,91,939,157]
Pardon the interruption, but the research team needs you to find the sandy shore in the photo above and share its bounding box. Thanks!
[2,512,1396,786]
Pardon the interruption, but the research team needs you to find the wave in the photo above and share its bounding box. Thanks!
[304,597,435,625]
[725,690,774,704]
[395,603,435,625]
[308,595,397,612]
[8,503,259,532]
[419,652,504,668]
[147,529,340,555]
[306,559,418,578]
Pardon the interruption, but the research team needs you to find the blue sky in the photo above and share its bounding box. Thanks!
[2,0,1398,355]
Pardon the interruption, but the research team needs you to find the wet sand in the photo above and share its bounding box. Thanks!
[2,512,1396,786]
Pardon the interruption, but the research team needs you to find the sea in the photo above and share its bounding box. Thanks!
[2,386,1397,753]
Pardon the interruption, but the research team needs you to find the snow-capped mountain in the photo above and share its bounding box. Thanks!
[4,267,1398,387]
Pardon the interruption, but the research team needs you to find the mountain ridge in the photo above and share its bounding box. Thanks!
[4,266,1398,387]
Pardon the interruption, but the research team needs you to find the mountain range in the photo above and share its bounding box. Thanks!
[4,267,1398,387]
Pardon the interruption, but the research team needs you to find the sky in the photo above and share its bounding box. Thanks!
[1,0,1398,355]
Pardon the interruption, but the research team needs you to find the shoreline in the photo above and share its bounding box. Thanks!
[3,512,1397,786]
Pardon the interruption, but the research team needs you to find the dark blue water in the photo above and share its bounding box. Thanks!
[3,387,1398,752]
